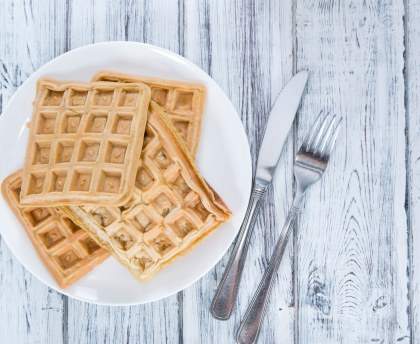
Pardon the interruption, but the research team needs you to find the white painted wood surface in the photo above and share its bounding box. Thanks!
[295,1,410,343]
[0,0,418,343]
[406,0,420,343]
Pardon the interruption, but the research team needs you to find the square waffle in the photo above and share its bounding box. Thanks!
[92,71,206,157]
[20,79,151,207]
[61,102,230,280]
[1,171,109,288]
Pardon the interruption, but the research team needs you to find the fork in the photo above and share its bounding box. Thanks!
[236,111,342,344]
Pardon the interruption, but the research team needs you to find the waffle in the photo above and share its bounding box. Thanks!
[61,102,230,280]
[20,79,151,207]
[1,171,109,288]
[92,71,206,157]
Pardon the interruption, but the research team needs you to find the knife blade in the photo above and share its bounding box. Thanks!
[210,71,308,320]
[256,70,309,185]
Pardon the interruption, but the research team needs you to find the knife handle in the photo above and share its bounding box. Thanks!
[210,185,266,320]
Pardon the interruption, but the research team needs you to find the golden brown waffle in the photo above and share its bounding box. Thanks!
[92,71,205,157]
[20,79,151,207]
[2,171,109,288]
[61,102,230,280]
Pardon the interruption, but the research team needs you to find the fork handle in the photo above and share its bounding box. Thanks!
[210,185,266,320]
[236,203,300,344]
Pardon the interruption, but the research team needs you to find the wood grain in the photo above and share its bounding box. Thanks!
[181,0,295,342]
[1,0,419,343]
[0,1,68,343]
[406,0,420,342]
[295,0,409,343]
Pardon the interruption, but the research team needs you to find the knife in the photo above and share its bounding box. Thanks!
[210,71,308,320]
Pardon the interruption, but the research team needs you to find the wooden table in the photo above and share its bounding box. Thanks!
[0,0,418,343]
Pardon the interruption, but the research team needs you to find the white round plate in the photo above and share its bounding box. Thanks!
[0,42,252,305]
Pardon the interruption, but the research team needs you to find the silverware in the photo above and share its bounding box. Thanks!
[236,111,342,344]
[210,71,309,320]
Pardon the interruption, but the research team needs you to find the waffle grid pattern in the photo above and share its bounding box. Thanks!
[63,103,230,280]
[93,71,205,157]
[2,172,109,288]
[20,79,151,206]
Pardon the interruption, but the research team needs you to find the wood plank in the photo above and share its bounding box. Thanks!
[67,296,180,344]
[0,244,64,344]
[65,1,183,343]
[294,0,410,342]
[182,0,295,342]
[0,1,69,343]
[405,0,420,342]
[3,1,416,343]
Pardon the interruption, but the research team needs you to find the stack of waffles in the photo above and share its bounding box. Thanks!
[2,71,231,288]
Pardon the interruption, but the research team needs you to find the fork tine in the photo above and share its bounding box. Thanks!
[317,115,338,155]
[321,117,342,158]
[311,114,334,153]
[302,110,325,150]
